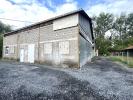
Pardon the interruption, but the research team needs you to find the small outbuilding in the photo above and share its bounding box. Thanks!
[3,9,95,68]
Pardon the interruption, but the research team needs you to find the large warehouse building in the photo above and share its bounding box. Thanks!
[3,9,95,68]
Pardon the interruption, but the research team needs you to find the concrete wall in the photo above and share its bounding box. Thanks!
[39,24,79,67]
[3,14,79,67]
[3,13,94,68]
[53,14,78,30]
[3,34,18,59]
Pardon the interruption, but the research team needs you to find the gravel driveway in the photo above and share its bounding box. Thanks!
[0,57,133,100]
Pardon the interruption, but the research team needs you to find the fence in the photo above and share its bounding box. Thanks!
[112,49,133,67]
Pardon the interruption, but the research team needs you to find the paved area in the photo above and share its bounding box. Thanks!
[0,57,133,100]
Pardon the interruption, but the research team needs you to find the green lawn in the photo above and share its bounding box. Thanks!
[110,56,133,68]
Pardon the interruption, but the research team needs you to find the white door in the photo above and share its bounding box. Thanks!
[28,44,35,63]
[20,49,24,62]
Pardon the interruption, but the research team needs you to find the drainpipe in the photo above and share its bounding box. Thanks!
[78,24,80,69]
[38,25,40,63]
[17,34,19,61]
[127,50,129,64]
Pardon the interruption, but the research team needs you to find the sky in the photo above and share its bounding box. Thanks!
[0,0,133,29]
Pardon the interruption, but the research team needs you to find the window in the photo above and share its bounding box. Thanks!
[44,43,52,54]
[59,41,69,54]
[10,46,15,54]
[5,46,9,55]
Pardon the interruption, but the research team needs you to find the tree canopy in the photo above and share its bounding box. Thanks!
[93,13,133,55]
[0,21,12,57]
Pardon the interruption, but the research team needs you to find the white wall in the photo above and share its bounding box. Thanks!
[53,14,78,30]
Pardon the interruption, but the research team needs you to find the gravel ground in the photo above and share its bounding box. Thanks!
[61,57,133,100]
[0,57,133,100]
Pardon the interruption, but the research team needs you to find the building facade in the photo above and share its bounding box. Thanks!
[3,9,95,68]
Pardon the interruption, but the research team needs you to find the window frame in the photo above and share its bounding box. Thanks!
[59,41,69,55]
[44,42,52,54]
[5,46,9,55]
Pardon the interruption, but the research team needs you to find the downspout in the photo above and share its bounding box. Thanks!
[38,25,40,63]
[78,24,80,68]
[78,14,80,68]
[17,34,19,61]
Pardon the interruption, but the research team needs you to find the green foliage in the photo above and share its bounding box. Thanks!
[93,13,113,55]
[94,13,114,38]
[95,37,111,55]
[0,21,11,58]
[110,56,133,68]
[94,12,133,55]
[0,21,11,34]
[126,13,133,36]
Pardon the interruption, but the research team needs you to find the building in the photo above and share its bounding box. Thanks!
[3,9,95,68]
[111,46,133,65]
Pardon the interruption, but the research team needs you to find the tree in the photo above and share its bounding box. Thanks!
[126,13,133,36]
[113,14,127,40]
[95,37,111,55]
[93,13,114,38]
[93,13,114,55]
[112,13,133,50]
[0,21,12,57]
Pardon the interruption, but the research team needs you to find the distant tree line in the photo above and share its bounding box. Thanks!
[93,13,133,55]
[0,21,12,58]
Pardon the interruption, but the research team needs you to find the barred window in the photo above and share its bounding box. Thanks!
[5,46,9,55]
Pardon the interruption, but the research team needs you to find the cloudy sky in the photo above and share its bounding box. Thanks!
[0,0,133,29]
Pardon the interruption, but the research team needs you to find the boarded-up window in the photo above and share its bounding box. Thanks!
[10,46,15,54]
[59,41,69,54]
[53,14,78,30]
[5,46,9,55]
[44,43,52,54]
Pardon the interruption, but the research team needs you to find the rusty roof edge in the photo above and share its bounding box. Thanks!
[4,9,91,36]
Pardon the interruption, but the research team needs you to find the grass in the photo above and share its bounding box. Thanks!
[110,56,133,68]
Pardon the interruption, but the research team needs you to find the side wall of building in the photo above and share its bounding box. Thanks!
[79,14,94,66]
[3,34,18,59]
[3,14,79,67]
[39,24,79,67]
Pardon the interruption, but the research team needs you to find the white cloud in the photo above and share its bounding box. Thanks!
[87,0,133,17]
[66,0,74,3]
[1,0,132,30]
[55,2,78,14]
[8,0,33,4]
[0,0,78,29]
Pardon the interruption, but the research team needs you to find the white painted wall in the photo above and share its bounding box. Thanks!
[20,49,24,62]
[53,14,78,30]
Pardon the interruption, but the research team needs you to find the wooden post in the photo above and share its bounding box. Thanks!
[127,50,129,64]
[122,51,124,61]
